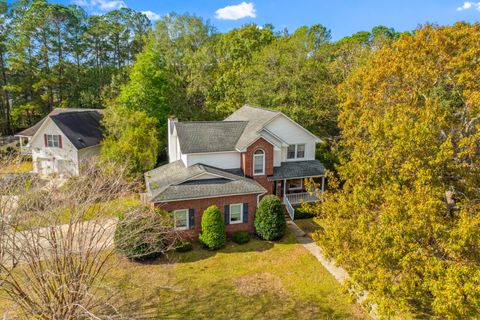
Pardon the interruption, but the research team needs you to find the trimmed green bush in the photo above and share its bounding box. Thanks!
[199,205,226,250]
[175,240,193,253]
[232,230,250,244]
[254,195,286,240]
[114,208,175,260]
[294,206,315,219]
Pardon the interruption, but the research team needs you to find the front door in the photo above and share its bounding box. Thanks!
[274,180,284,198]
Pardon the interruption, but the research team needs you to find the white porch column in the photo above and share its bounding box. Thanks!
[321,176,325,193]
[283,179,287,199]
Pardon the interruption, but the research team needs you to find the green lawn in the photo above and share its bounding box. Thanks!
[294,217,323,238]
[0,231,367,319]
[105,231,367,319]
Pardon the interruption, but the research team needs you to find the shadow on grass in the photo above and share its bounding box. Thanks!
[130,229,298,266]
[294,218,323,238]
[174,229,299,264]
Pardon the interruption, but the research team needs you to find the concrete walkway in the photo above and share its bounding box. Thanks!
[287,221,378,320]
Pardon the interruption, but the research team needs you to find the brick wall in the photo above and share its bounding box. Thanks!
[154,193,259,240]
[241,137,274,194]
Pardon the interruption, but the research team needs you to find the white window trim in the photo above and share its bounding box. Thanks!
[253,149,265,176]
[173,209,189,230]
[229,203,243,224]
[46,134,60,148]
[296,144,306,159]
[286,144,306,160]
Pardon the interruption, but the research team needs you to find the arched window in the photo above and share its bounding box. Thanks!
[253,149,265,175]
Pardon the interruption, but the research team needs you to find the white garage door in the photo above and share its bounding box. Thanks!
[57,160,76,177]
[37,158,53,175]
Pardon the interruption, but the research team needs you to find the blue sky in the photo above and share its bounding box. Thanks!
[56,0,480,40]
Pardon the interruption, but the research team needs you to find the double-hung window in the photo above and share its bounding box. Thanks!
[46,134,60,148]
[173,209,189,230]
[253,149,265,175]
[229,203,243,224]
[287,144,306,160]
[287,179,303,191]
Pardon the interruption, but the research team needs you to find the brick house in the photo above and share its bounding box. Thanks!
[144,105,325,238]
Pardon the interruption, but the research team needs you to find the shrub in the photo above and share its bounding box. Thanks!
[175,240,193,253]
[232,230,250,244]
[294,206,315,219]
[254,195,286,240]
[199,205,226,250]
[17,189,52,212]
[114,208,177,260]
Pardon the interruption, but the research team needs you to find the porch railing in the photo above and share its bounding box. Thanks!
[140,193,150,205]
[285,192,319,205]
[284,196,295,220]
[20,145,32,155]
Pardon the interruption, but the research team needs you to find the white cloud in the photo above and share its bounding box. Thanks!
[73,0,126,11]
[457,1,480,11]
[73,0,89,6]
[141,10,161,21]
[215,2,256,20]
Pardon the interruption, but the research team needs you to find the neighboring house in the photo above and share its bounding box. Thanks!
[144,105,325,238]
[15,108,103,177]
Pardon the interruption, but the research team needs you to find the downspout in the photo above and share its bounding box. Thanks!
[257,191,267,206]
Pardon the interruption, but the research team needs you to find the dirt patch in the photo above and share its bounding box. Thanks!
[234,272,288,298]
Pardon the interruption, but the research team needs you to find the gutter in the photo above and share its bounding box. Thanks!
[257,191,268,206]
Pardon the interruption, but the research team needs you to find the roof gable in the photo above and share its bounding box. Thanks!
[224,105,280,151]
[50,111,103,149]
[15,108,102,138]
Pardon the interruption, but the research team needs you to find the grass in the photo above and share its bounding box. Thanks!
[104,231,367,319]
[294,217,323,238]
[0,161,32,174]
[0,231,367,319]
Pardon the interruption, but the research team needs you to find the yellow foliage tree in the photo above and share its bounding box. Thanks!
[317,23,480,318]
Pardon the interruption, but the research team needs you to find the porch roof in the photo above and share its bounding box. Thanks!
[268,160,325,181]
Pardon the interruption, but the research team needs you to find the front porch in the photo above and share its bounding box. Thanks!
[285,191,320,205]
[268,160,326,220]
[17,135,32,155]
[272,176,324,220]
[273,177,324,204]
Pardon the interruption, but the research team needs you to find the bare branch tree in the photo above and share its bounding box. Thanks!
[0,156,178,319]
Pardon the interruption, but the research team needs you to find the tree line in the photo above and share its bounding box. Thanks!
[101,13,401,173]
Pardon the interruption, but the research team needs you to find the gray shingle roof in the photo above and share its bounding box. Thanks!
[268,160,325,181]
[15,108,102,138]
[50,111,103,149]
[145,161,266,202]
[224,105,280,151]
[175,121,247,154]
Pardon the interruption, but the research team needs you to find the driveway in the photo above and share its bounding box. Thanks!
[1,217,118,268]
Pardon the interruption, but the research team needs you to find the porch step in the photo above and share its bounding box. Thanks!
[282,205,292,220]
